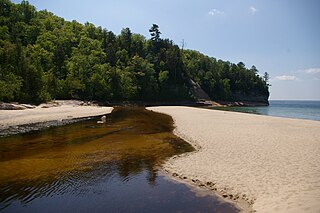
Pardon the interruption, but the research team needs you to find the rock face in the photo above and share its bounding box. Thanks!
[188,78,269,105]
[232,92,269,105]
[188,79,211,101]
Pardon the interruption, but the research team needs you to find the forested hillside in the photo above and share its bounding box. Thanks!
[0,0,269,104]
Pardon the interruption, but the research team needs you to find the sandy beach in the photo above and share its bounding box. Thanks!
[0,101,113,132]
[148,106,320,213]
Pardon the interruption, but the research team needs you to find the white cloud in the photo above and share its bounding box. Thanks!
[274,75,298,81]
[208,9,224,16]
[300,68,320,74]
[250,6,257,14]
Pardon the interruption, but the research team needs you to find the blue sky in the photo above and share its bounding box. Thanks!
[13,0,320,100]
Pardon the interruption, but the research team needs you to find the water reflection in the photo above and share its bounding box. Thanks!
[0,107,238,212]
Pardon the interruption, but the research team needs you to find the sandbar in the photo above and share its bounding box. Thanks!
[0,101,113,132]
[148,106,320,213]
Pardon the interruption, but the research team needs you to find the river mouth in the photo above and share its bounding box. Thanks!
[0,107,238,212]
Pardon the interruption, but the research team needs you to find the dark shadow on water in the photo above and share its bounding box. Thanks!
[0,107,239,212]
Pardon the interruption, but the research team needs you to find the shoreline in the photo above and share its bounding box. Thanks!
[0,101,113,137]
[85,100,268,107]
[0,99,267,137]
[161,127,253,213]
[0,101,245,211]
[208,100,269,107]
[0,116,100,137]
[148,106,320,213]
[160,170,247,212]
[3,103,319,212]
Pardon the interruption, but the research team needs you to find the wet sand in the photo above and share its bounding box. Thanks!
[148,106,320,213]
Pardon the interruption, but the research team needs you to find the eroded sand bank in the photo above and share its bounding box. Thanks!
[148,106,320,213]
[0,101,113,130]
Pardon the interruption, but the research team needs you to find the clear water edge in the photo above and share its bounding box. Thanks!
[209,100,320,121]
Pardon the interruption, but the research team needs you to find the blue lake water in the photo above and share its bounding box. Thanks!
[211,100,320,121]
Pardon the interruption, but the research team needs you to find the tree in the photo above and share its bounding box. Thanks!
[66,36,106,98]
[263,72,270,86]
[158,70,169,98]
[149,24,161,42]
[118,28,132,54]
[0,0,269,103]
[104,30,117,66]
[19,0,36,23]
[250,65,258,74]
[127,55,157,99]
[219,78,231,100]
[237,62,245,70]
[0,72,22,101]
[131,34,146,57]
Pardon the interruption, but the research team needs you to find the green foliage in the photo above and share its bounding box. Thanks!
[149,24,161,42]
[126,55,157,100]
[0,0,269,103]
[158,70,169,85]
[183,49,269,101]
[0,72,22,100]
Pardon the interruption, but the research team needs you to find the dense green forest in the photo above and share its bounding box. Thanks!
[0,0,269,104]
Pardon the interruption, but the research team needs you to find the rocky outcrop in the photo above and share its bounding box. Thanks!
[187,78,269,106]
[188,79,211,101]
[0,103,28,110]
[232,92,269,105]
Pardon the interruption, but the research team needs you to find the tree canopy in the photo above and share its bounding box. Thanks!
[149,24,161,42]
[0,0,269,104]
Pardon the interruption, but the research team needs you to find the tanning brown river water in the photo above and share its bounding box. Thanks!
[0,107,239,212]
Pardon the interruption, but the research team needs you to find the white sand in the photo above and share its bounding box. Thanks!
[0,103,113,128]
[148,106,320,213]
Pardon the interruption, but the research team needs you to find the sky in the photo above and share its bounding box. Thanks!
[13,0,320,100]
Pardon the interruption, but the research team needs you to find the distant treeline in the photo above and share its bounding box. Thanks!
[0,0,269,103]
